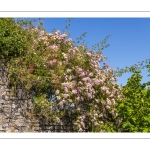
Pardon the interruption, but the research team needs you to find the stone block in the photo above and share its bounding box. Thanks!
[6,127,15,132]
[0,125,4,131]
[0,108,4,113]
[3,96,9,101]
[21,126,30,132]
[15,119,25,126]
[12,104,16,109]
[3,107,11,113]
[2,123,9,127]
[1,119,9,124]
[33,126,40,131]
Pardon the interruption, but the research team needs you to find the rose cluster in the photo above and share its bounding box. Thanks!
[8,26,122,132]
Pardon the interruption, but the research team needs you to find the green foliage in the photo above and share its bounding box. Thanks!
[93,122,117,132]
[2,17,150,132]
[114,59,150,77]
[62,18,72,36]
[92,35,111,52]
[116,71,150,132]
[147,62,150,77]
[0,18,35,61]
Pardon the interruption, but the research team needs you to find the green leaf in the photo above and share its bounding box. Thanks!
[143,128,149,132]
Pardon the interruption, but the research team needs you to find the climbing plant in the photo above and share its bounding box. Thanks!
[0,18,123,132]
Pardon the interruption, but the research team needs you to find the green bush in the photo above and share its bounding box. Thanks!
[0,18,35,60]
[117,70,150,132]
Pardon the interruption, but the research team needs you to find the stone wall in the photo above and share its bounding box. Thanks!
[0,64,74,132]
[0,66,36,132]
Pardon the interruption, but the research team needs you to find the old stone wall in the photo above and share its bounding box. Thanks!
[0,66,37,132]
[0,64,74,132]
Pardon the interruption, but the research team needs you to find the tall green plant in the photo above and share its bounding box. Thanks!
[116,69,150,132]
[0,18,35,61]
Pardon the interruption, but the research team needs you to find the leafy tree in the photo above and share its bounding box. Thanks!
[116,69,150,132]
[0,18,35,61]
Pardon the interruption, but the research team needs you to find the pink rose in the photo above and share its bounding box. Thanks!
[72,89,77,94]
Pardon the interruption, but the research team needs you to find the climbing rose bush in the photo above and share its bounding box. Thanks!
[4,19,123,132]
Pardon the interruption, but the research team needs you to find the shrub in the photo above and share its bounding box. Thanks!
[116,69,150,132]
[1,18,122,132]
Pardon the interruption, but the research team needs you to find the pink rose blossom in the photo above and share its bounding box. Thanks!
[61,34,67,38]
[56,117,60,123]
[87,52,92,57]
[55,30,60,35]
[62,94,69,98]
[56,96,61,100]
[55,90,60,95]
[72,89,77,94]
[70,103,75,107]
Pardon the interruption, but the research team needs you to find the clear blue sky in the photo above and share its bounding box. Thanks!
[39,18,150,86]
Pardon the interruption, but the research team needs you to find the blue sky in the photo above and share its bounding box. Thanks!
[40,18,150,86]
